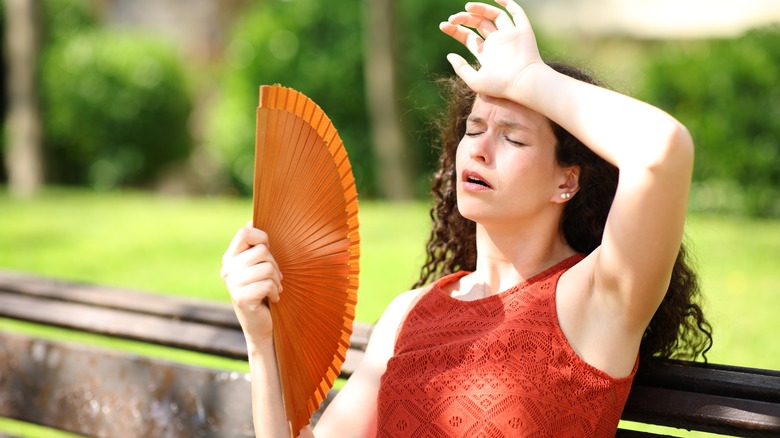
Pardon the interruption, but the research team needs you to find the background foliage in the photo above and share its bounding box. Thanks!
[1,0,779,216]
[209,0,372,195]
[208,0,468,198]
[40,0,193,189]
[42,32,192,189]
[639,25,780,217]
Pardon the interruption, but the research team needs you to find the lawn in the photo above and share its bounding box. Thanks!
[0,188,430,319]
[1,187,778,436]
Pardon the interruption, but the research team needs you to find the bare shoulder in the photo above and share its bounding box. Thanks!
[364,287,425,362]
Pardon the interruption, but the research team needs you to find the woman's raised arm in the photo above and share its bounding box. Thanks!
[441,0,693,334]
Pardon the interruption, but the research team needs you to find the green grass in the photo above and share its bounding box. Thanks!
[1,187,778,436]
[685,214,780,370]
[0,418,85,438]
[0,187,429,321]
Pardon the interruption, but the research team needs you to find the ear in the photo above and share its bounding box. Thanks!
[552,165,580,204]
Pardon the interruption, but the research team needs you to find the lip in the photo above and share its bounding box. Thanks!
[461,169,493,192]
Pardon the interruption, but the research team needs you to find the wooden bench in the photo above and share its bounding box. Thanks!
[1,271,778,437]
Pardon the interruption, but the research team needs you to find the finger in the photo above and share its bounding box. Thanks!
[238,278,281,304]
[464,2,514,30]
[447,11,498,40]
[494,0,533,31]
[221,246,283,286]
[229,243,282,278]
[222,228,251,267]
[222,226,270,266]
[439,21,481,49]
[446,53,478,87]
[441,22,485,56]
[232,279,281,306]
[226,262,283,296]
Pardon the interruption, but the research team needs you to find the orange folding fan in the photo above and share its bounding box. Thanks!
[252,85,359,436]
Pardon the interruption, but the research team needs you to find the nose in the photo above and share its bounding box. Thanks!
[468,133,492,164]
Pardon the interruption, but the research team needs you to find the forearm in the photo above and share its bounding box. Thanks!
[247,339,294,438]
[515,63,693,172]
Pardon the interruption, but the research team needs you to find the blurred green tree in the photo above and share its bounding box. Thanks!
[210,0,372,196]
[210,0,487,199]
[42,30,193,189]
[640,26,780,217]
[394,0,471,196]
[0,0,195,190]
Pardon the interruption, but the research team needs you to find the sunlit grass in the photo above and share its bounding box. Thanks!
[685,214,780,370]
[0,417,85,438]
[0,187,430,317]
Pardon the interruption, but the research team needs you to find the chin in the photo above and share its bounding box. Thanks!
[456,199,487,224]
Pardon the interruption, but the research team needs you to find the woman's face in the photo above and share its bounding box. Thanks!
[455,94,572,227]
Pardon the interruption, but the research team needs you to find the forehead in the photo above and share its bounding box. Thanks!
[468,94,549,130]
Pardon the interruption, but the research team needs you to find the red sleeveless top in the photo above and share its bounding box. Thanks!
[374,255,637,437]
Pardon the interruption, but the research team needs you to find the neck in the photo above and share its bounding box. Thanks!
[470,218,575,296]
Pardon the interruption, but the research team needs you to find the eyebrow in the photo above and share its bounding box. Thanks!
[466,115,530,132]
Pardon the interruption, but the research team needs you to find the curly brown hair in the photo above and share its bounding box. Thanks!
[413,62,713,363]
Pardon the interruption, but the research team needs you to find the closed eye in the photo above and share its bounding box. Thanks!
[465,131,483,137]
[506,137,527,146]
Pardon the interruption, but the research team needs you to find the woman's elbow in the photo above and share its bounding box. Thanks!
[647,120,695,177]
[668,122,694,175]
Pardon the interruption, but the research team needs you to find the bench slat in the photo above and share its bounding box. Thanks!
[0,275,370,376]
[0,290,249,359]
[639,361,780,403]
[0,270,373,351]
[0,331,254,438]
[624,385,780,437]
[614,429,676,437]
[0,271,239,328]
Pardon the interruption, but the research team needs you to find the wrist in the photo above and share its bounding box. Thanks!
[508,61,555,108]
[245,335,275,359]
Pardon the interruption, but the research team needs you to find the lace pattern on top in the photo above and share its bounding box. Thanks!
[374,255,637,437]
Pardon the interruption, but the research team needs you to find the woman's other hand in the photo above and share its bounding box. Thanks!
[221,225,283,345]
[439,0,544,99]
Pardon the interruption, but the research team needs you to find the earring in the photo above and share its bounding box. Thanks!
[560,192,571,200]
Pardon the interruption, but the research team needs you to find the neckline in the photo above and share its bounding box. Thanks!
[433,254,584,304]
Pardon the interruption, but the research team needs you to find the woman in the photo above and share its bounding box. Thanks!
[220,1,712,436]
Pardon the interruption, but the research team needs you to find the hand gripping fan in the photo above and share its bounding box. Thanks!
[252,85,359,436]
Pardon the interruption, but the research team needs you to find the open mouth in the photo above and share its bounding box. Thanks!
[462,170,493,190]
[467,176,491,188]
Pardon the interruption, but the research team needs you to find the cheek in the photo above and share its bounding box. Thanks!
[502,151,556,188]
[454,140,469,170]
